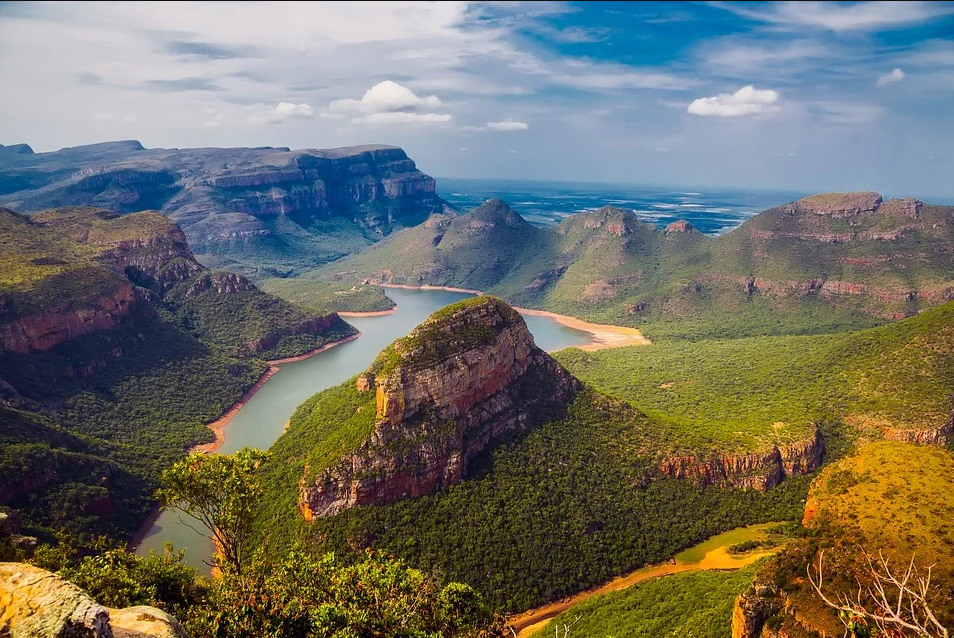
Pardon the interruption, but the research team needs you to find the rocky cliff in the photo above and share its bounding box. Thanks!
[0,281,151,356]
[658,427,824,491]
[0,142,450,275]
[0,562,188,638]
[298,296,581,519]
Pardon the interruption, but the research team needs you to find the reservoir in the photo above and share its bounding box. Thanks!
[136,287,597,569]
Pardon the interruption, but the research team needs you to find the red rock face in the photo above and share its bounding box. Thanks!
[790,191,883,217]
[299,298,581,519]
[0,284,150,355]
[883,417,953,446]
[665,220,694,234]
[245,313,340,354]
[658,427,824,491]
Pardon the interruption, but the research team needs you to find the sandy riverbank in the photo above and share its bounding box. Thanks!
[510,541,778,637]
[379,283,650,349]
[190,332,362,454]
[338,307,398,317]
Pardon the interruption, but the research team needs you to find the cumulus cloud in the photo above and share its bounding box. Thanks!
[248,102,314,124]
[714,1,953,32]
[877,67,906,86]
[353,112,452,125]
[330,80,442,113]
[331,80,450,125]
[687,85,780,117]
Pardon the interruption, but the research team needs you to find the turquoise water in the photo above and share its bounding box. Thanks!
[136,288,595,570]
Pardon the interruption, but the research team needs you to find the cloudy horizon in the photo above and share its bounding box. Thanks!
[1,1,953,196]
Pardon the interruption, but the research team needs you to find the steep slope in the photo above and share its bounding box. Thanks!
[0,208,353,538]
[255,297,819,612]
[316,193,954,340]
[0,142,451,277]
[733,442,954,637]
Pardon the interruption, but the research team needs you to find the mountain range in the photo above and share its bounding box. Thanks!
[0,141,450,278]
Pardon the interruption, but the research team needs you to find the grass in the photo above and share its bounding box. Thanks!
[258,277,395,313]
[527,566,759,638]
[555,299,954,455]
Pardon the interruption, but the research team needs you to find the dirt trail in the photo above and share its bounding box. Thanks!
[510,525,781,638]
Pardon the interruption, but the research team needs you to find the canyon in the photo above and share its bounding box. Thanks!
[0,142,450,276]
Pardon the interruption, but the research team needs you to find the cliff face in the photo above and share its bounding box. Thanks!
[299,297,581,519]
[0,282,150,355]
[658,427,824,491]
[0,142,450,274]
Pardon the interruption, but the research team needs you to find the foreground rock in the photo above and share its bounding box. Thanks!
[0,562,188,638]
[299,296,581,518]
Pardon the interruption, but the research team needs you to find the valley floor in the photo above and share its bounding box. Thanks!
[511,523,783,637]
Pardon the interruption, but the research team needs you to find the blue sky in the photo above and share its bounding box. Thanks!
[1,1,953,196]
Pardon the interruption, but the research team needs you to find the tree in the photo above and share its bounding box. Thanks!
[157,448,268,574]
[808,549,950,638]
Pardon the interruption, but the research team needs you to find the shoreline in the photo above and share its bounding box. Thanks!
[378,283,650,349]
[128,331,363,552]
[338,306,397,317]
[192,331,363,455]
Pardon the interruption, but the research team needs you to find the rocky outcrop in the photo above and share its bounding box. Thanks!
[183,272,257,298]
[732,581,781,638]
[883,416,953,445]
[659,427,823,491]
[299,297,581,519]
[0,563,188,638]
[0,509,37,557]
[790,191,883,217]
[0,283,151,355]
[665,220,694,234]
[245,312,340,354]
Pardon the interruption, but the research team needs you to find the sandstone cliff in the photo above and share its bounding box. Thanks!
[0,142,450,273]
[298,297,581,519]
[658,427,824,491]
[0,562,188,638]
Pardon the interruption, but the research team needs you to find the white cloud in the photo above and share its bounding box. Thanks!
[93,112,113,122]
[687,85,780,117]
[122,116,137,124]
[319,112,345,120]
[330,80,442,113]
[248,102,314,124]
[654,146,670,153]
[877,67,906,86]
[463,119,529,132]
[714,1,953,32]
[353,112,451,125]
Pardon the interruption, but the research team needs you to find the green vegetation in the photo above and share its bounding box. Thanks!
[0,207,358,540]
[165,279,357,359]
[259,277,395,313]
[368,296,517,376]
[556,299,954,454]
[315,196,954,340]
[257,390,811,612]
[0,318,265,538]
[529,566,758,638]
[159,448,270,573]
[752,442,954,636]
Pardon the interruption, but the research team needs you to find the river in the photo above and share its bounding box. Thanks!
[135,287,598,570]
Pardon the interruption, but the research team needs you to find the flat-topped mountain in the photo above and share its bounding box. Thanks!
[0,142,451,277]
[316,192,954,340]
[297,296,581,519]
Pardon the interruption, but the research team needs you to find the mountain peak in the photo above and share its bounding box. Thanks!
[467,198,527,227]
[298,296,580,518]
